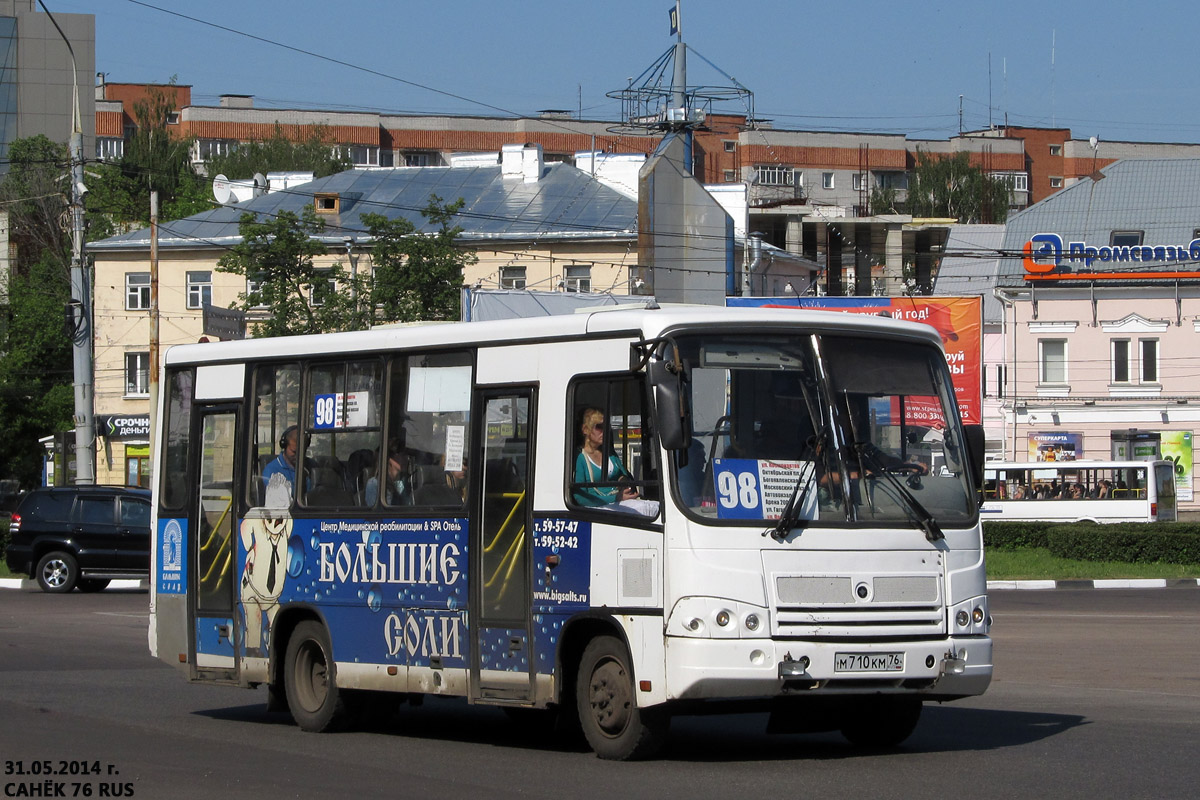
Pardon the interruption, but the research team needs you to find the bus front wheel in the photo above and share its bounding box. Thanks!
[576,635,668,760]
[284,621,346,732]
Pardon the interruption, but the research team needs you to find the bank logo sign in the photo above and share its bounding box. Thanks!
[1023,232,1200,279]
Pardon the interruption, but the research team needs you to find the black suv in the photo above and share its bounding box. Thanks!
[5,486,151,592]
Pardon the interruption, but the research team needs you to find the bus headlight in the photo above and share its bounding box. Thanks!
[667,597,770,639]
[949,596,990,634]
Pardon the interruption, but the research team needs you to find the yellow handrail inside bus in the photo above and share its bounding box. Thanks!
[484,526,526,600]
[483,491,524,553]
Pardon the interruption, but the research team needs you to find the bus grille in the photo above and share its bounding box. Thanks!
[773,575,945,639]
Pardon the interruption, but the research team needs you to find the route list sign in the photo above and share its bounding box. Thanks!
[712,458,816,520]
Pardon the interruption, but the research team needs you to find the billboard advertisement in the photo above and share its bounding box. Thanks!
[1161,431,1194,502]
[727,296,983,425]
[1027,431,1083,461]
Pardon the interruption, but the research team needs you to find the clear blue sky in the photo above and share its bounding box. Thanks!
[51,0,1200,143]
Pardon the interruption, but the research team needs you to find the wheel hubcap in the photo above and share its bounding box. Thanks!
[42,560,67,587]
[295,642,328,712]
[589,658,631,737]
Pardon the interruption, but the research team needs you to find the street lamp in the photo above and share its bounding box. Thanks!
[39,1,94,485]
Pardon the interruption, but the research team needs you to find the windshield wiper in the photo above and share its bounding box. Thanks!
[764,460,815,543]
[853,443,944,542]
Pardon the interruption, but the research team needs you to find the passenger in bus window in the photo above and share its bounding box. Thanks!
[366,437,414,506]
[262,425,305,504]
[574,408,659,516]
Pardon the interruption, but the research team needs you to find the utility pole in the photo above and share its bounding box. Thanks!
[39,1,95,484]
[148,192,159,469]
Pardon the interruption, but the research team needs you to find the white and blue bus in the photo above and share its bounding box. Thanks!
[149,306,992,759]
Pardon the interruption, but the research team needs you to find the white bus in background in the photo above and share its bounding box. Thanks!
[981,460,1178,523]
[148,306,991,760]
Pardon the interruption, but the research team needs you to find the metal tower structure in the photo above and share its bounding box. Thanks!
[606,1,754,137]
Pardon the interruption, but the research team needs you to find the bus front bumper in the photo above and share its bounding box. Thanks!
[664,635,992,702]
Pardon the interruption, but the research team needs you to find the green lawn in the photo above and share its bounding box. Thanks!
[986,547,1200,581]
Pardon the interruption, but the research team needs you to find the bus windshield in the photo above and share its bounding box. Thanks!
[671,332,975,527]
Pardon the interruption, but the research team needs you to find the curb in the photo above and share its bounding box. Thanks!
[0,578,148,591]
[987,578,1200,590]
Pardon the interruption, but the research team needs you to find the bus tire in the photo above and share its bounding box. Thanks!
[36,551,78,593]
[576,635,668,760]
[840,695,922,748]
[284,620,346,732]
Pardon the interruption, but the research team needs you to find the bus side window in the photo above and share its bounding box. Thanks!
[250,363,300,508]
[568,375,660,518]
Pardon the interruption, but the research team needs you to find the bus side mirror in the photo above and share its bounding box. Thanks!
[963,424,985,492]
[649,359,691,451]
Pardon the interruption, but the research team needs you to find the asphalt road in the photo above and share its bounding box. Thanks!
[1,586,1198,799]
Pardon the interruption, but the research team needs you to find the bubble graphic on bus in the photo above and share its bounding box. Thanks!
[309,533,320,551]
[287,535,305,577]
[367,586,383,612]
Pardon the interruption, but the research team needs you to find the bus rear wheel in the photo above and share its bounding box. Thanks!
[576,635,668,760]
[284,621,346,732]
[839,695,922,747]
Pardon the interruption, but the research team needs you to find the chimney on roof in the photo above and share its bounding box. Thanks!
[522,143,543,183]
[220,94,254,109]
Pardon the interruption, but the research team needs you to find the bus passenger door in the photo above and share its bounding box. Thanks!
[190,406,240,683]
[471,389,535,702]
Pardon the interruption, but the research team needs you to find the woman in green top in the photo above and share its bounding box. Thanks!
[574,408,659,516]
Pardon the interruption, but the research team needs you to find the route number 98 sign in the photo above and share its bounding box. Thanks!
[712,458,813,520]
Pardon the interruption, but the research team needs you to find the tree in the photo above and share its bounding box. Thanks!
[205,125,351,181]
[906,150,1012,224]
[216,206,368,337]
[365,195,476,323]
[86,83,211,229]
[0,136,76,485]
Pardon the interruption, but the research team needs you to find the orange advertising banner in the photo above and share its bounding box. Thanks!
[727,296,984,425]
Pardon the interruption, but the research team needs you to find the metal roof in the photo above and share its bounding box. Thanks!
[1000,158,1200,284]
[90,163,638,251]
[932,224,1006,324]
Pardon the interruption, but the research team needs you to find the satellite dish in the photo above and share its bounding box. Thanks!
[1089,136,1099,150]
[252,172,268,197]
[212,174,233,205]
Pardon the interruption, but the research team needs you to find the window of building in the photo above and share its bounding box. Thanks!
[125,352,150,396]
[852,173,867,192]
[165,112,179,125]
[186,271,212,310]
[1039,339,1067,384]
[403,151,437,167]
[723,169,736,182]
[754,164,794,186]
[822,172,835,190]
[245,279,269,309]
[723,140,736,152]
[1112,339,1131,383]
[309,270,336,306]
[96,137,124,161]
[314,193,340,214]
[1141,339,1159,383]
[567,375,659,518]
[125,445,151,488]
[564,264,591,293]
[126,272,150,311]
[196,139,237,161]
[343,145,380,166]
[876,171,907,190]
[1049,176,1064,189]
[501,266,526,290]
[1049,144,1063,156]
[1110,230,1144,247]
